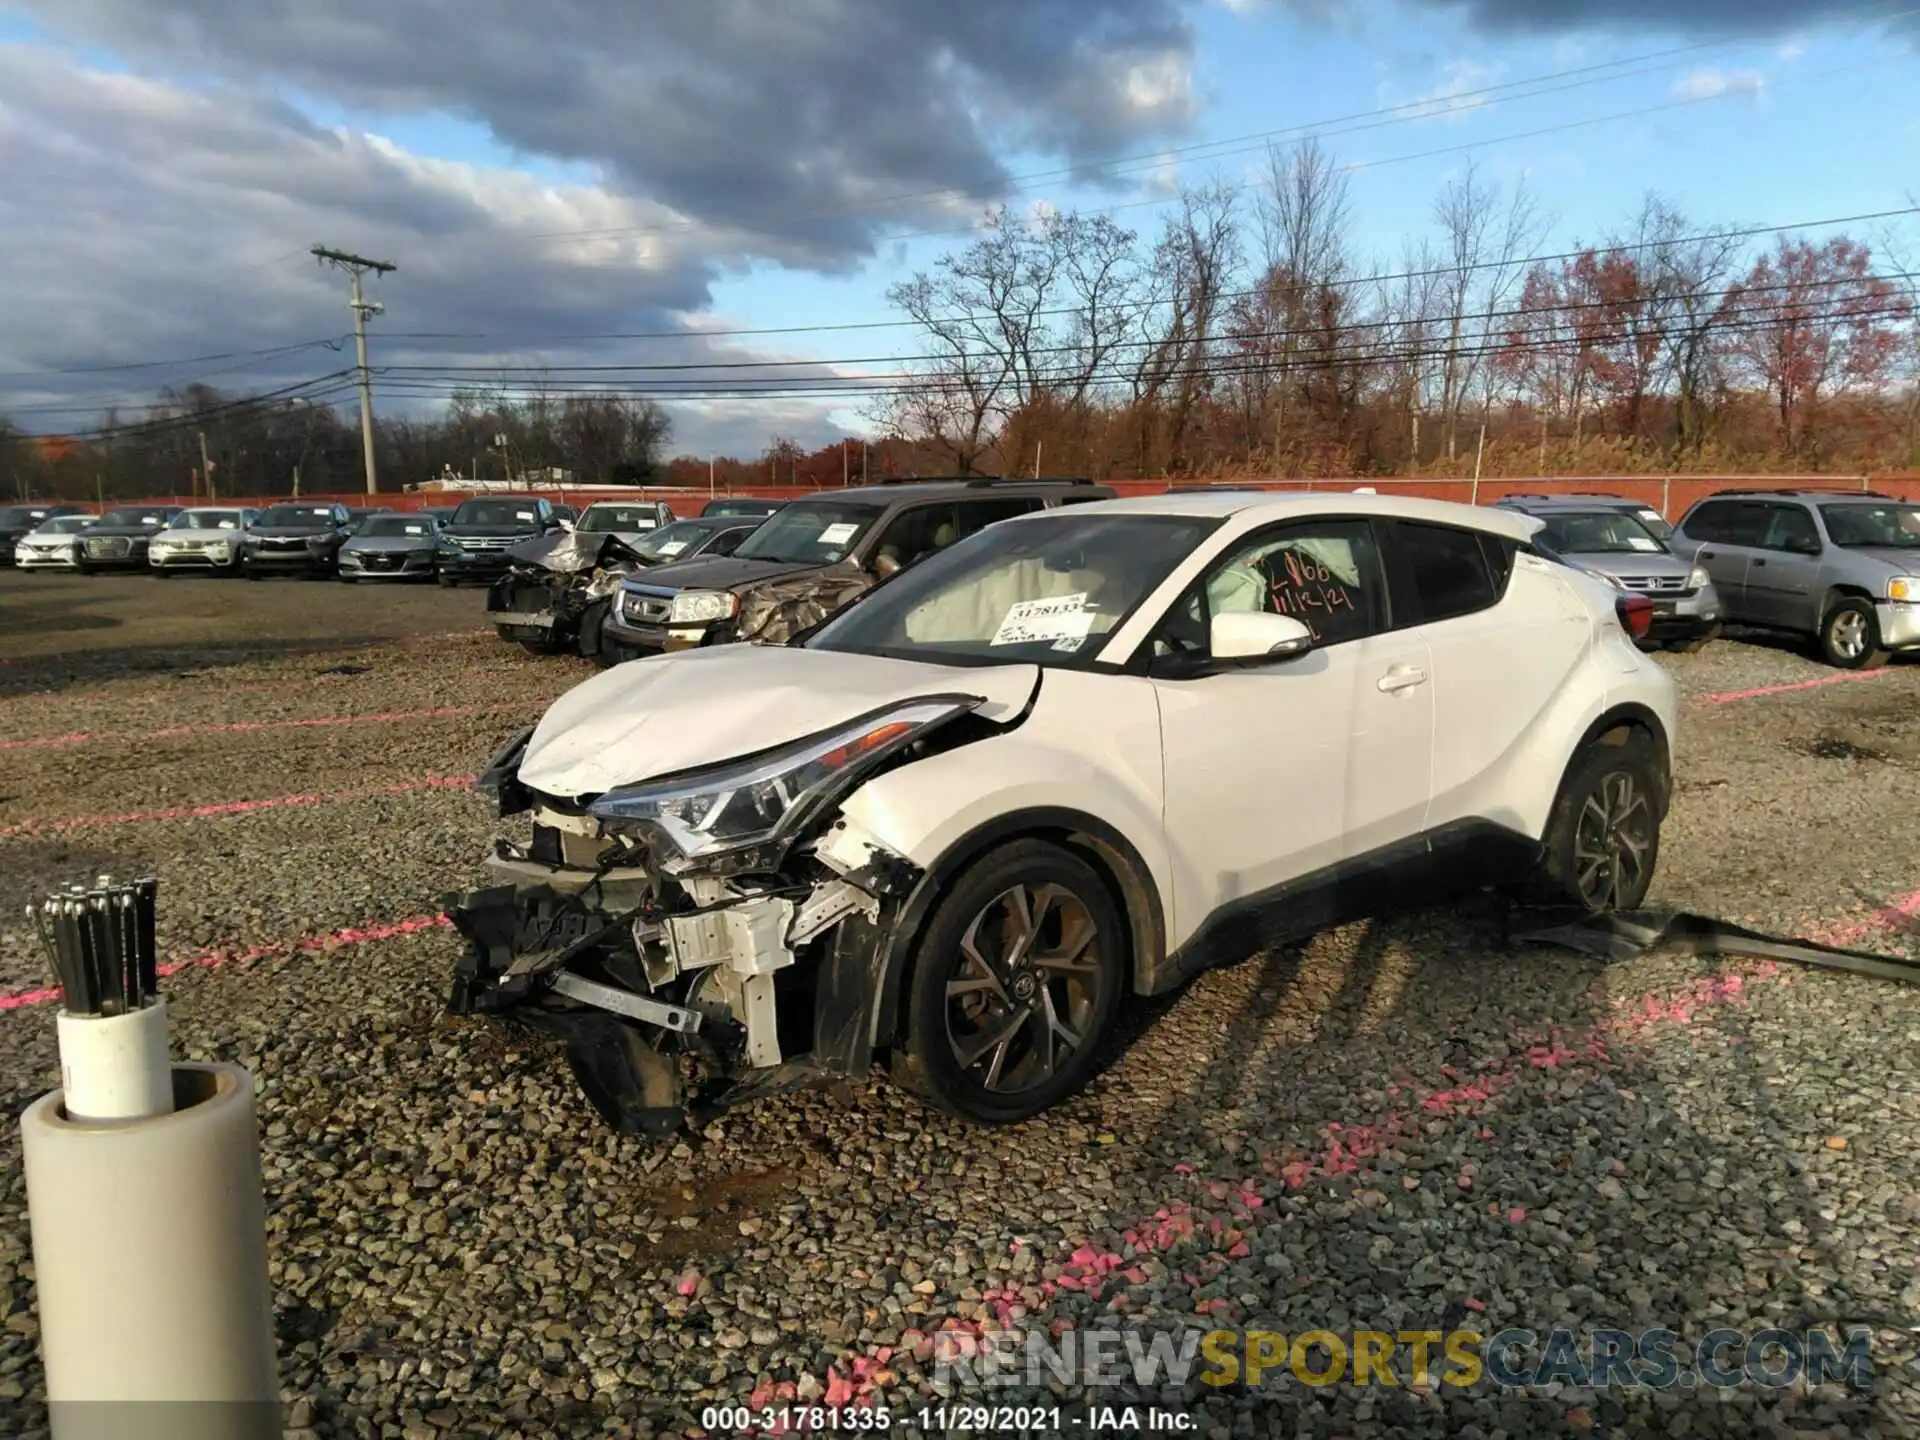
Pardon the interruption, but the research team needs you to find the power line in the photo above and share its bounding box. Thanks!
[0,336,350,384]
[365,297,1920,407]
[377,204,1920,352]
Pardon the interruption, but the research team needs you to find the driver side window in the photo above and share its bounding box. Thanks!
[1154,519,1387,658]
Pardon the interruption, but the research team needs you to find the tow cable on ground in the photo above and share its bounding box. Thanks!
[1504,907,1920,986]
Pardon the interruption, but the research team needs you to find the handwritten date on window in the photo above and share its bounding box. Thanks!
[1266,549,1357,642]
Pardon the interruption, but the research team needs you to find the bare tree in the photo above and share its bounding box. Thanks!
[1129,179,1243,473]
[1430,161,1551,460]
[1247,138,1353,467]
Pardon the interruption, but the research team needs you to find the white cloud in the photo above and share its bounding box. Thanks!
[1380,58,1509,124]
[1778,36,1809,62]
[1669,66,1766,101]
[0,46,854,452]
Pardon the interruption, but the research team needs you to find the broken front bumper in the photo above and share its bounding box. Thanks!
[443,814,920,1135]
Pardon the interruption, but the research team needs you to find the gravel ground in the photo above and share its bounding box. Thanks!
[0,575,1916,1439]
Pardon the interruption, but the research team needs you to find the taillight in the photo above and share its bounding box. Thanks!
[1616,594,1655,641]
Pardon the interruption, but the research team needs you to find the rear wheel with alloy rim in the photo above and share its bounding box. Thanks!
[1819,598,1889,670]
[895,840,1124,1123]
[1533,736,1663,913]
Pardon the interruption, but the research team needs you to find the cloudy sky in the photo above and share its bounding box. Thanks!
[0,0,1913,459]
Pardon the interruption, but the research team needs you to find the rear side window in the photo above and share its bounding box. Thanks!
[1389,521,1500,623]
[1680,500,1766,545]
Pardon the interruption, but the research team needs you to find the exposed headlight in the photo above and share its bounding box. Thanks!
[305,534,332,550]
[668,590,739,625]
[1689,565,1710,590]
[1890,576,1920,603]
[589,697,980,862]
[437,543,461,558]
[340,551,364,566]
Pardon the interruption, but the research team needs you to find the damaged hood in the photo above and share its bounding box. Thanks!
[519,643,1039,799]
[505,530,645,575]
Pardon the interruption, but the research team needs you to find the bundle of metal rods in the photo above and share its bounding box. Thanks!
[27,875,159,1017]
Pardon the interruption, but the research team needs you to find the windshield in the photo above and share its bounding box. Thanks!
[579,505,663,533]
[99,507,175,527]
[359,516,436,538]
[35,515,94,534]
[1626,508,1673,541]
[1820,503,1920,548]
[808,513,1220,667]
[452,500,544,527]
[172,509,243,531]
[705,499,780,517]
[0,507,49,528]
[1538,511,1667,556]
[256,505,336,528]
[632,519,723,559]
[733,501,881,564]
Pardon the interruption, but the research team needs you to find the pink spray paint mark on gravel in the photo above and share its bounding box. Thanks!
[0,704,488,752]
[1697,669,1893,705]
[795,887,1920,1411]
[0,913,453,1011]
[0,775,475,838]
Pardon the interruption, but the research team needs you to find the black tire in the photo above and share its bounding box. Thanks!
[1818,597,1889,670]
[577,599,611,661]
[339,575,358,585]
[892,839,1125,1124]
[1531,735,1664,914]
[437,574,457,588]
[74,557,93,575]
[151,567,172,579]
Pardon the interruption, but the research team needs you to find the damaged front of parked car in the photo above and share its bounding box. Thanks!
[443,646,1039,1135]
[487,529,650,656]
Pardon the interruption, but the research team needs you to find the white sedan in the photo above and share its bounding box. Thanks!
[446,492,1677,1133]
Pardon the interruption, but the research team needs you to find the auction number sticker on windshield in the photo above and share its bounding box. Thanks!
[992,592,1092,646]
[1626,536,1660,551]
[656,540,687,555]
[817,522,859,545]
[636,519,658,529]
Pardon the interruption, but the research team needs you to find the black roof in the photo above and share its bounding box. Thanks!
[797,476,1112,507]
[1706,487,1894,501]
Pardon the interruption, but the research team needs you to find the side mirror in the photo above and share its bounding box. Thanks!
[1210,611,1313,663]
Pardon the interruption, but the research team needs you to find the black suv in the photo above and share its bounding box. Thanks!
[601,476,1115,660]
[0,504,84,564]
[240,503,355,578]
[436,496,566,586]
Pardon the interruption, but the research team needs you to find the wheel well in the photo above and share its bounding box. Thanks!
[1574,707,1671,817]
[877,819,1164,1049]
[1821,584,1875,621]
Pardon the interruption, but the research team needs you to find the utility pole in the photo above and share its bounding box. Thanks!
[311,246,396,494]
[198,431,216,503]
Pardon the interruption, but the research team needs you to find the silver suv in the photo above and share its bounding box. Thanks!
[1669,490,1920,669]
[1495,495,1719,651]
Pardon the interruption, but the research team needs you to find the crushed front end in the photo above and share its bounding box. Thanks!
[442,704,979,1135]
[487,533,645,651]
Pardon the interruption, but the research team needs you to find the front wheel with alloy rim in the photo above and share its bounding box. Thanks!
[1818,597,1889,670]
[1532,736,1664,914]
[894,840,1125,1123]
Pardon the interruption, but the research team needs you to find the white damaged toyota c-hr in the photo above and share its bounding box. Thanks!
[446,492,1678,1135]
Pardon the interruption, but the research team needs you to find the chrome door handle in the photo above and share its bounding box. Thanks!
[1751,558,1767,567]
[1377,666,1428,693]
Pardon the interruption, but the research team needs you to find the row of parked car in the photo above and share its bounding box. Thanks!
[0,495,782,584]
[8,482,1917,670]
[475,479,1920,674]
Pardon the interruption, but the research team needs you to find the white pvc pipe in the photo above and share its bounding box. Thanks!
[21,1063,280,1440]
[56,1001,173,1123]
